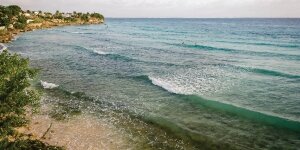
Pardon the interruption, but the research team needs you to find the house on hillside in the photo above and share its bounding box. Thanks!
[0,26,6,30]
[62,13,71,18]
[26,19,34,24]
[24,13,31,17]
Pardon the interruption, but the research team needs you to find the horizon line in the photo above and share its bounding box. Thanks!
[105,17,300,19]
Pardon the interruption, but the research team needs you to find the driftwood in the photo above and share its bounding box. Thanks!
[41,122,53,139]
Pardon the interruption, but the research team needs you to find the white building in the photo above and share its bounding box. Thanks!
[26,19,34,24]
[24,13,31,17]
[62,13,71,18]
[0,26,6,30]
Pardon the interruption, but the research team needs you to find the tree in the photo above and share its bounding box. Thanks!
[6,5,22,16]
[0,16,10,27]
[17,15,27,24]
[55,10,60,16]
[0,50,64,149]
[81,14,89,21]
[0,50,40,138]
[91,13,104,20]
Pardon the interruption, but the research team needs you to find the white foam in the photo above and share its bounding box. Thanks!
[148,66,234,97]
[71,32,84,34]
[40,80,59,89]
[93,50,109,55]
[148,76,190,95]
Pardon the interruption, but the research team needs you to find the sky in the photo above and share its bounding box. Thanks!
[1,0,300,18]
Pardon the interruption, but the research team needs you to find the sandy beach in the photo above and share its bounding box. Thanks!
[18,103,129,150]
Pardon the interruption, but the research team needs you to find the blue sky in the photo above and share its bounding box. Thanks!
[1,0,300,18]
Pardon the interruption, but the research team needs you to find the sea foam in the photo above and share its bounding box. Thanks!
[40,80,59,89]
[148,76,189,95]
[92,50,110,55]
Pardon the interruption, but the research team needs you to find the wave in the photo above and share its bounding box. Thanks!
[70,44,183,67]
[174,43,236,52]
[71,31,94,35]
[217,40,300,49]
[40,80,59,89]
[58,29,95,35]
[245,67,300,79]
[132,75,300,132]
[94,52,136,62]
[90,50,185,67]
[149,76,188,94]
[170,43,300,60]
[92,50,110,55]
[214,64,300,79]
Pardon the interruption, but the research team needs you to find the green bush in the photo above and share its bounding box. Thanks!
[0,16,10,27]
[14,22,26,29]
[0,50,64,149]
[80,14,89,22]
[6,5,22,16]
[0,50,40,138]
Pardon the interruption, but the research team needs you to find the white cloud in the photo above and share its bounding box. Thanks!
[1,0,300,17]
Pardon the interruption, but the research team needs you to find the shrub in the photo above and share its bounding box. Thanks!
[91,13,104,20]
[14,22,26,29]
[0,50,40,138]
[80,14,89,22]
[6,5,22,16]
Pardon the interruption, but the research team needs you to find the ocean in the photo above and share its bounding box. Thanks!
[8,18,300,149]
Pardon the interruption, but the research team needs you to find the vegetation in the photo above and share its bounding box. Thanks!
[1,5,104,29]
[91,13,104,20]
[1,5,104,43]
[0,50,39,137]
[0,5,27,29]
[0,139,63,150]
[0,50,63,149]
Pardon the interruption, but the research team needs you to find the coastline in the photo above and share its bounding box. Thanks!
[0,20,104,43]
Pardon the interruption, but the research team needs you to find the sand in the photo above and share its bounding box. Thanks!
[19,112,129,150]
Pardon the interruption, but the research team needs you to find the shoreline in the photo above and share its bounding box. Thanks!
[0,21,104,43]
[0,43,7,52]
[20,112,129,149]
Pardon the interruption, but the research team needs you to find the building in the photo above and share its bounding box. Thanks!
[26,19,34,24]
[0,26,6,30]
[24,13,31,17]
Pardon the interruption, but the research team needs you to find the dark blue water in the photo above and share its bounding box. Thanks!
[8,18,300,149]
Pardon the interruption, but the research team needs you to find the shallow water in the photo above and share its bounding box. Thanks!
[7,18,300,149]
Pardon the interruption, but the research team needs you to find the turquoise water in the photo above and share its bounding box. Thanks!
[8,18,300,149]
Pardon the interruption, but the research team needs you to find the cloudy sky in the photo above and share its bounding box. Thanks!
[1,0,300,18]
